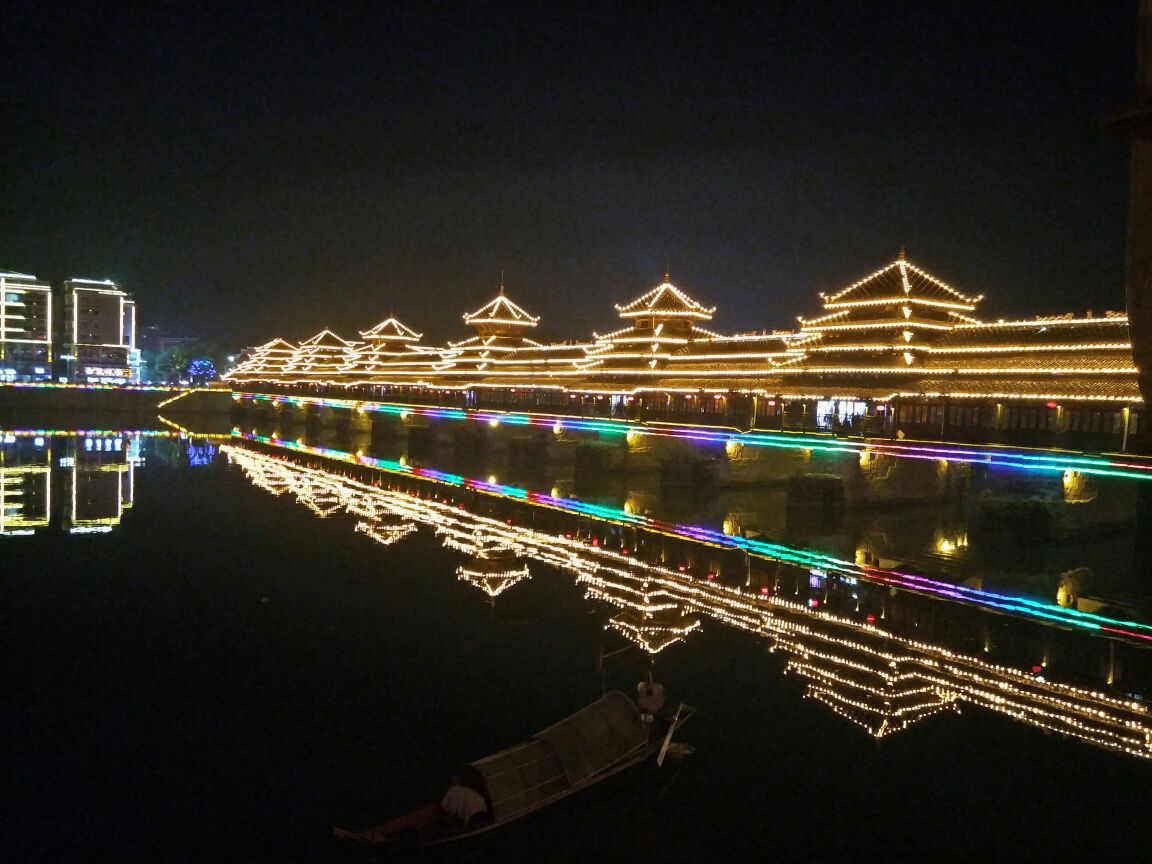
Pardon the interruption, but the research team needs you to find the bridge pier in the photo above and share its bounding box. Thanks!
[339,408,374,454]
[968,464,1137,543]
[306,404,337,438]
[273,399,305,434]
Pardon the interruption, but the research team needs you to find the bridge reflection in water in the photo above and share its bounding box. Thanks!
[223,436,1152,760]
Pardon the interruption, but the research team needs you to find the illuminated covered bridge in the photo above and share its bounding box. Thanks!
[226,254,1145,451]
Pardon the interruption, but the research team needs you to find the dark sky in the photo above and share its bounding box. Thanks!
[0,2,1142,348]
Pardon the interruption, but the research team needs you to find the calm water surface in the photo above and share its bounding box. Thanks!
[3,425,1152,863]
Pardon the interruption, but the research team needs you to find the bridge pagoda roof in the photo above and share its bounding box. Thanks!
[815,250,983,313]
[615,279,716,321]
[463,287,540,329]
[252,337,296,352]
[359,316,422,342]
[223,337,298,381]
[298,329,355,348]
[798,252,984,357]
[285,329,357,378]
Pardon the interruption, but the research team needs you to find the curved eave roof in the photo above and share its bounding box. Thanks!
[819,258,982,307]
[299,329,356,348]
[940,316,1130,348]
[359,316,423,341]
[252,338,297,352]
[615,281,716,320]
[463,293,540,326]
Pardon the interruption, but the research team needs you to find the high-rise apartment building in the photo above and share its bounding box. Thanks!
[0,271,53,381]
[61,279,137,384]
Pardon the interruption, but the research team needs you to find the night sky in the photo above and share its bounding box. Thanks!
[0,2,1142,349]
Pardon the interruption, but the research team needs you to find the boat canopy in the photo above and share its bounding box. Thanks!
[470,691,647,821]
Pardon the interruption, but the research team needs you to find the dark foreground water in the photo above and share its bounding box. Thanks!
[3,430,1152,863]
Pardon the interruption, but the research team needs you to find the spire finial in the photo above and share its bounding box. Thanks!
[897,245,906,262]
[499,270,505,296]
[665,256,671,283]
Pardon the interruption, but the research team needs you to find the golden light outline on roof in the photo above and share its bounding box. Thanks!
[691,325,725,339]
[956,316,1130,329]
[297,329,356,348]
[462,287,540,327]
[903,260,984,304]
[281,330,358,377]
[820,256,982,306]
[253,337,297,352]
[223,250,1139,406]
[615,280,716,320]
[797,308,852,327]
[929,342,1133,354]
[947,311,983,325]
[358,316,422,341]
[592,325,637,341]
[824,296,980,312]
[800,320,957,332]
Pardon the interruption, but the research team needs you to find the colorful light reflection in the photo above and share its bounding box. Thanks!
[235,431,1152,644]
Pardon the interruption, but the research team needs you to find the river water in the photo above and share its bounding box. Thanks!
[3,422,1152,862]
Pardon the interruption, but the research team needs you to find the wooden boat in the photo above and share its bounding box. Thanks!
[334,689,694,847]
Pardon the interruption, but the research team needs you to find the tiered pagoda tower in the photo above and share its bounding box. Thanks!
[798,249,984,367]
[346,316,429,382]
[229,337,297,383]
[583,278,722,375]
[461,285,540,343]
[283,330,358,383]
[612,277,718,341]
